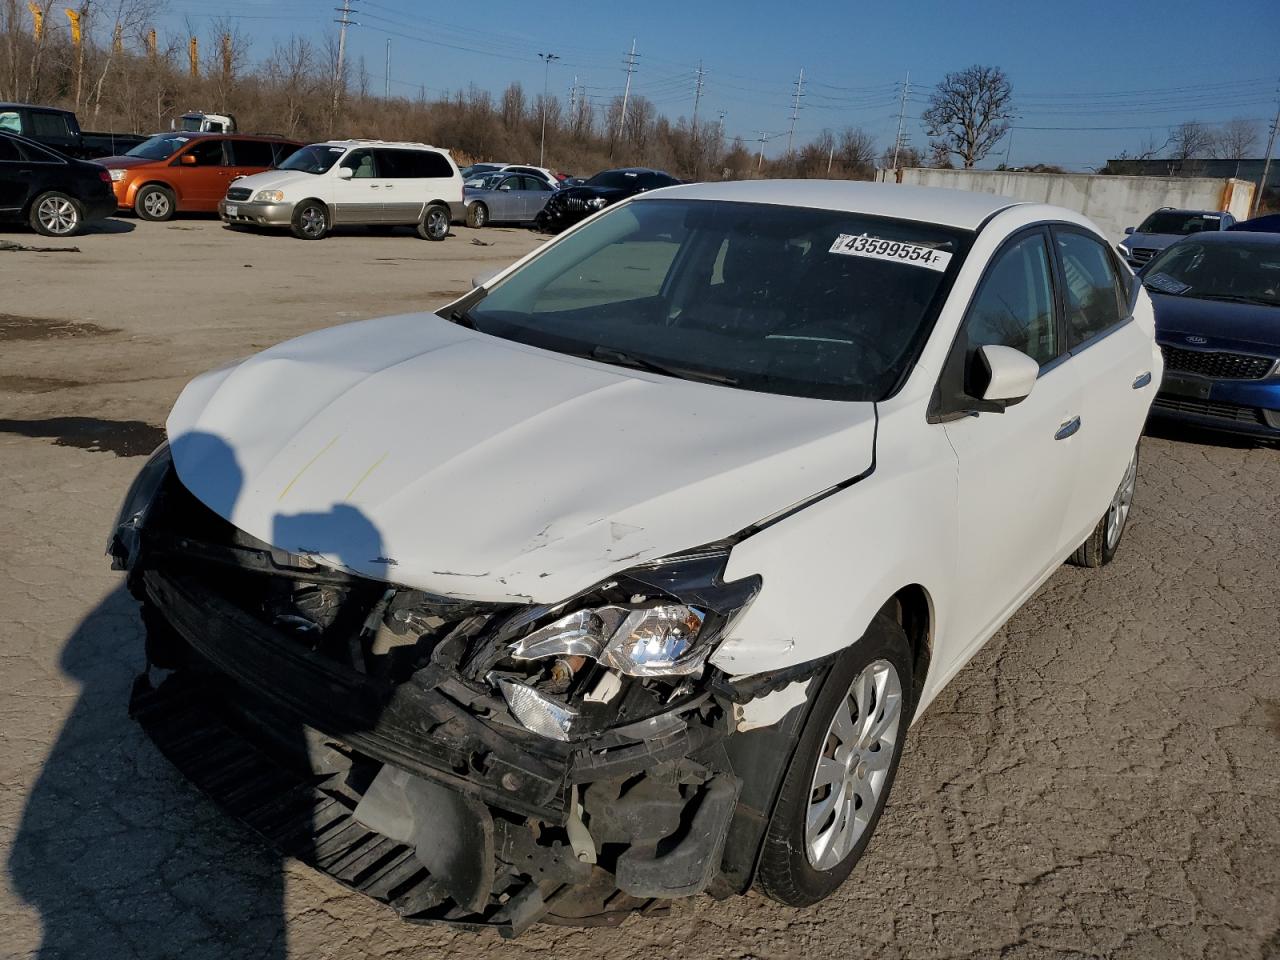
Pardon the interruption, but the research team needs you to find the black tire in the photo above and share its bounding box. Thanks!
[466,202,488,228]
[417,203,451,241]
[291,200,329,240]
[134,184,175,222]
[1068,444,1138,568]
[29,191,84,237]
[756,614,914,906]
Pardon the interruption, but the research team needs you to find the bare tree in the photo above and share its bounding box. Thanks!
[1210,118,1260,160]
[879,143,921,170]
[926,141,954,169]
[921,65,1013,168]
[1168,121,1213,161]
[499,82,525,129]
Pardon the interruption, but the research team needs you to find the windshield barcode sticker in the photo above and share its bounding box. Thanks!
[829,233,952,271]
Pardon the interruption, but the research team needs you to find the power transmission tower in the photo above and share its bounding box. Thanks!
[717,110,726,140]
[538,52,560,166]
[612,38,637,157]
[891,70,910,170]
[1253,83,1280,216]
[332,0,356,116]
[785,67,804,154]
[568,75,578,115]
[692,59,705,126]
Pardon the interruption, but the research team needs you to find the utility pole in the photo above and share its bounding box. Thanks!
[1252,87,1280,217]
[717,110,726,140]
[384,38,390,99]
[892,70,910,170]
[332,0,356,116]
[612,38,637,157]
[754,131,772,171]
[785,67,804,154]
[1004,121,1017,169]
[538,51,559,166]
[692,59,705,126]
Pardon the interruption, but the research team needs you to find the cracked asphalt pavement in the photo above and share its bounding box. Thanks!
[1,219,1278,960]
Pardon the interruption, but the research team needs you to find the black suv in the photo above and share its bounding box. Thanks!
[0,131,117,236]
[536,167,678,232]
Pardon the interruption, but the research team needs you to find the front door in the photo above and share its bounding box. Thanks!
[1051,226,1155,549]
[492,174,524,222]
[173,138,231,209]
[332,148,383,224]
[0,136,31,211]
[939,228,1084,667]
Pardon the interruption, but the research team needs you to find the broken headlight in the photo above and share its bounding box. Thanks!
[511,604,708,677]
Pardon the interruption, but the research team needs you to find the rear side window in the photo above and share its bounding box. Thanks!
[1055,230,1126,348]
[375,148,453,178]
[964,231,1059,366]
[29,111,73,139]
[229,139,275,167]
[521,176,550,191]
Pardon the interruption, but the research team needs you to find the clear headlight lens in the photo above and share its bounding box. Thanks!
[253,189,285,202]
[511,603,709,677]
[496,678,577,741]
[109,169,125,182]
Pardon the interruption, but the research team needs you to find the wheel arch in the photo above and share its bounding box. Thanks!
[134,179,180,208]
[879,583,933,712]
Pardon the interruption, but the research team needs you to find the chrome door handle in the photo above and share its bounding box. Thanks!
[1055,416,1081,440]
[1132,371,1152,389]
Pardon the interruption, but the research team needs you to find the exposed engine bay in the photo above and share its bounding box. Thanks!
[112,459,830,936]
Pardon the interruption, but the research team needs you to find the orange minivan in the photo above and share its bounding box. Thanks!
[102,132,302,221]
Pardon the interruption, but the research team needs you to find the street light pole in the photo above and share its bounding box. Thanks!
[538,52,559,167]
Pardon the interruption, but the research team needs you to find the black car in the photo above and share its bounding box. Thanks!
[0,131,117,236]
[536,167,679,232]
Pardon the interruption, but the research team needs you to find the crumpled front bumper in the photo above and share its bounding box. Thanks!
[132,565,765,935]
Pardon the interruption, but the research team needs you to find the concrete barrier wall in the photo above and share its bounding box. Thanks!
[877,168,1256,242]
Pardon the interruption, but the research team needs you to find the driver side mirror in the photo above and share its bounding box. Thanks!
[1123,226,1135,235]
[976,345,1039,406]
[180,153,197,165]
[336,166,354,180]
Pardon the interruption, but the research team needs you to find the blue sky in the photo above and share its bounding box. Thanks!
[164,0,1278,170]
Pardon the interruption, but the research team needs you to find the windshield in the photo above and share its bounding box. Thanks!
[1137,211,1221,235]
[466,172,503,189]
[278,144,345,174]
[586,171,650,189]
[466,199,967,401]
[1143,240,1280,306]
[125,134,190,160]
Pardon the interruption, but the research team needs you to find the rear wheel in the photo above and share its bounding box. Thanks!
[135,184,175,222]
[466,202,487,228]
[417,203,450,241]
[30,191,83,236]
[291,200,329,240]
[1068,444,1138,568]
[756,614,913,906]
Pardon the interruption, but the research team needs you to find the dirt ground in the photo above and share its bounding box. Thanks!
[1,216,1277,960]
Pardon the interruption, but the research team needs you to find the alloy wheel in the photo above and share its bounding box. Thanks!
[1105,449,1138,550]
[301,206,326,238]
[37,196,79,235]
[426,208,449,239]
[805,658,903,870]
[143,191,170,218]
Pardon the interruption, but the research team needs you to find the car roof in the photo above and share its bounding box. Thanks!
[315,139,447,151]
[634,179,1024,231]
[0,102,71,112]
[1149,208,1226,216]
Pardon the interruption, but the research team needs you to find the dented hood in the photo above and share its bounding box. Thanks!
[166,313,876,604]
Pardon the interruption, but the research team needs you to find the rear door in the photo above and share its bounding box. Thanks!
[520,175,554,221]
[1049,226,1155,549]
[26,109,79,154]
[173,137,231,209]
[938,227,1084,664]
[332,148,383,224]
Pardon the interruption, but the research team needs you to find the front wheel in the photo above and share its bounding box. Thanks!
[756,614,913,906]
[290,200,329,240]
[417,204,450,241]
[1068,444,1138,568]
[30,191,84,236]
[135,184,175,221]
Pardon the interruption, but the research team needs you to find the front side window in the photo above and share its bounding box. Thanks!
[182,139,225,166]
[341,149,376,178]
[963,231,1059,366]
[278,144,343,174]
[1056,230,1125,348]
[0,137,19,162]
[465,199,967,401]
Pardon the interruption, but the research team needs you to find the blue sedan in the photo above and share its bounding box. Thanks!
[1142,231,1280,438]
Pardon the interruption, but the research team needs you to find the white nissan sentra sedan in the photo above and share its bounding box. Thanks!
[110,181,1159,935]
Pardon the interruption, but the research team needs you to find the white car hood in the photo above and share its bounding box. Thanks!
[229,169,305,194]
[166,313,876,604]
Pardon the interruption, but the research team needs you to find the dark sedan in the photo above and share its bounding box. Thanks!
[535,167,678,233]
[1142,231,1280,438]
[0,130,116,236]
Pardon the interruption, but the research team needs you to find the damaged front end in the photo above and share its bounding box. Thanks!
[111,448,823,937]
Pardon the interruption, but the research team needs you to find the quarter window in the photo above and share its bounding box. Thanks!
[1055,231,1125,348]
[963,231,1059,367]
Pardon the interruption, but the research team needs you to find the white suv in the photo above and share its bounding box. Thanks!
[219,140,463,240]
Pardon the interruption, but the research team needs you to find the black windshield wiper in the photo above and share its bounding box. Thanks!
[588,345,739,386]
[1195,293,1278,307]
